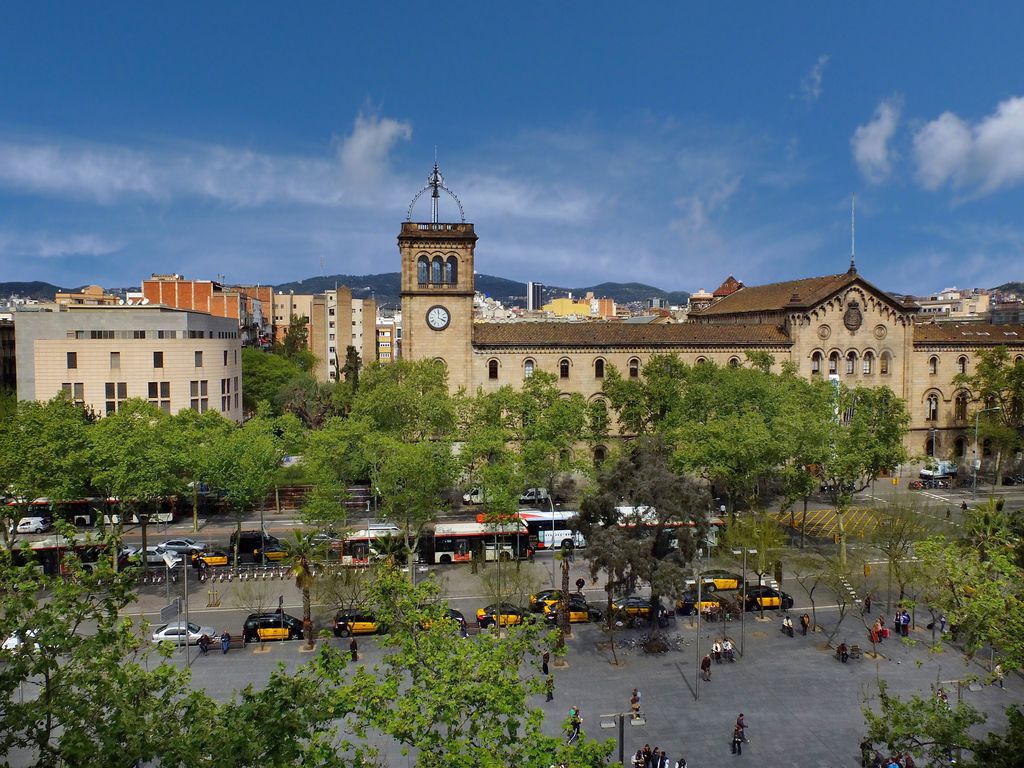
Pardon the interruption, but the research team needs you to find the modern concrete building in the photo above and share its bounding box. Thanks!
[54,285,120,306]
[14,305,243,422]
[141,274,271,347]
[309,288,376,381]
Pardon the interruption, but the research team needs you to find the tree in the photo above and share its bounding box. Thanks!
[342,566,614,768]
[282,530,324,649]
[231,579,274,648]
[168,408,234,532]
[279,314,314,370]
[789,550,831,632]
[869,501,935,610]
[577,436,709,648]
[954,346,1024,484]
[241,347,308,415]
[722,513,786,619]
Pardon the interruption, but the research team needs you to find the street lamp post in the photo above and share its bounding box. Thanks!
[731,548,757,658]
[600,711,645,765]
[973,406,1002,499]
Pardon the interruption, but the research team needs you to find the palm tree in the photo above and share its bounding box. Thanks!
[964,497,1014,562]
[283,530,321,650]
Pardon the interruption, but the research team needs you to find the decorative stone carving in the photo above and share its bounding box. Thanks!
[817,324,832,340]
[874,324,887,340]
[844,301,863,332]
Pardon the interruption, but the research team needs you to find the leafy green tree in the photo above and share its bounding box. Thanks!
[241,347,307,414]
[282,530,324,649]
[168,408,234,532]
[601,354,689,436]
[869,501,935,610]
[954,346,1024,484]
[277,374,336,429]
[279,314,313,366]
[722,512,786,618]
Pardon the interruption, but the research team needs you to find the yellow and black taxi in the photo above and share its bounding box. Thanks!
[700,570,743,591]
[477,602,528,629]
[253,544,287,563]
[242,611,304,642]
[333,609,385,637]
[610,595,654,621]
[741,585,794,611]
[420,607,468,632]
[529,589,564,613]
[676,589,725,616]
[190,549,233,568]
[543,595,603,624]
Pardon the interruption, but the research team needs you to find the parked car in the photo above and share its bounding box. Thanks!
[675,589,726,616]
[157,538,208,556]
[528,589,565,613]
[151,621,215,646]
[544,595,603,624]
[190,549,233,568]
[477,603,528,629]
[16,516,52,534]
[253,543,287,563]
[519,488,551,505]
[333,609,385,637]
[230,530,280,557]
[462,487,489,505]
[698,569,743,591]
[610,595,655,623]
[741,585,794,611]
[242,612,304,642]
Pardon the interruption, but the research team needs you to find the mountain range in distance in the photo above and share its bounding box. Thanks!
[5,276,1022,308]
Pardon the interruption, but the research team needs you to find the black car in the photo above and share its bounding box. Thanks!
[230,530,280,558]
[242,612,304,642]
[675,588,729,616]
[741,585,794,612]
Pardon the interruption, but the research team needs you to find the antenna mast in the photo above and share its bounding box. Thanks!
[850,194,856,273]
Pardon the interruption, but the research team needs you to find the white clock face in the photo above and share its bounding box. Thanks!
[426,305,450,330]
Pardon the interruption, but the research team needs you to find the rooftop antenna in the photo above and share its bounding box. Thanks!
[406,157,466,223]
[849,194,856,274]
[320,254,326,276]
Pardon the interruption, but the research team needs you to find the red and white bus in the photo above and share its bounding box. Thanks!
[616,506,725,547]
[514,509,586,551]
[421,520,531,564]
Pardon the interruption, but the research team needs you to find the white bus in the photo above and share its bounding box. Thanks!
[515,509,586,551]
[423,520,531,564]
[616,506,725,548]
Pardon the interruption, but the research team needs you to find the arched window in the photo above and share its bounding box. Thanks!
[559,358,570,379]
[926,394,939,421]
[957,356,968,375]
[863,351,874,375]
[811,351,822,374]
[594,358,605,379]
[846,351,858,375]
[925,436,937,458]
[1016,355,1023,365]
[728,357,740,368]
[488,359,499,380]
[593,445,607,467]
[695,357,708,366]
[417,255,429,284]
[524,358,535,379]
[445,255,458,284]
[954,436,966,458]
[983,438,992,457]
[828,352,839,375]
[954,392,968,420]
[880,351,891,375]
[628,357,640,378]
[929,356,939,375]
[430,256,443,284]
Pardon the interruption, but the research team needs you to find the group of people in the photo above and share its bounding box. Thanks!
[860,739,917,768]
[731,713,748,755]
[700,637,737,680]
[632,744,685,768]
[780,613,812,638]
[197,630,232,655]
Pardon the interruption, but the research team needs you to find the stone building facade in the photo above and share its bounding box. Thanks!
[399,216,1024,465]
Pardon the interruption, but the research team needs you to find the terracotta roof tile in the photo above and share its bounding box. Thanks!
[473,322,791,347]
[695,272,860,315]
[913,323,1024,345]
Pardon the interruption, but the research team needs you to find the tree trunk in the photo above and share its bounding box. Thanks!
[837,507,847,566]
[801,496,808,549]
[302,586,314,649]
[558,553,571,642]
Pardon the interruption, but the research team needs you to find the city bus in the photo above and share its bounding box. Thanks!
[615,506,725,548]
[511,509,586,551]
[420,520,531,565]
[7,533,124,575]
[336,524,407,566]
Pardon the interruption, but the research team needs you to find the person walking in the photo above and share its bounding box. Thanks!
[545,674,554,702]
[800,613,810,636]
[349,637,358,662]
[630,688,641,720]
[575,577,586,593]
[542,651,550,676]
[994,663,1005,689]
[701,653,712,681]
[735,713,747,742]
[731,724,744,755]
[220,629,231,654]
[712,639,723,664]
[863,593,872,615]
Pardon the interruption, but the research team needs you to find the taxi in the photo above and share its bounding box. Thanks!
[420,607,468,632]
[699,570,743,591]
[242,612,304,642]
[741,585,794,611]
[191,549,232,568]
[333,609,385,637]
[477,603,527,629]
[610,595,653,620]
[253,544,287,563]
[675,589,724,616]
[544,595,603,624]
[528,589,564,613]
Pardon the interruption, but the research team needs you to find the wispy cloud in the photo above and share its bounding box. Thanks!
[913,96,1024,196]
[800,54,830,102]
[0,230,123,259]
[851,95,902,183]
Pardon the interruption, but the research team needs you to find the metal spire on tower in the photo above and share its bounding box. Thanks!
[849,194,857,274]
[406,159,466,223]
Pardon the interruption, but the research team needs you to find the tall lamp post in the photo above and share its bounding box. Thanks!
[731,548,757,658]
[600,711,646,766]
[973,406,1002,499]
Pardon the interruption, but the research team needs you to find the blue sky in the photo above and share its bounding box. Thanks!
[2,3,1024,295]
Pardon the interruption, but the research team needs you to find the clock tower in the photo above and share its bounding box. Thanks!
[399,163,477,391]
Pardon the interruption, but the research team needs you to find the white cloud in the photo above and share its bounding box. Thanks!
[800,54,830,102]
[671,176,742,237]
[913,96,1024,195]
[336,111,412,184]
[0,230,123,259]
[851,96,902,183]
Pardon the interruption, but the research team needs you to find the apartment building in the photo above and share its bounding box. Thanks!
[141,274,271,347]
[14,305,243,422]
[309,288,376,381]
[272,292,314,345]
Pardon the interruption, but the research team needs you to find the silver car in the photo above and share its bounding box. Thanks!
[156,538,208,556]
[151,621,215,646]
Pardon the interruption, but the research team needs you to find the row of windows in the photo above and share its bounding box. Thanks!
[927,435,993,459]
[416,254,459,285]
[61,379,238,415]
[66,350,239,369]
[490,356,641,381]
[925,392,971,421]
[65,329,238,340]
[811,350,891,376]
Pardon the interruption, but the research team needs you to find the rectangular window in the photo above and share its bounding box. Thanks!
[190,380,209,413]
[221,377,231,411]
[105,382,127,415]
[148,381,171,413]
[223,350,228,366]
[67,351,77,369]
[110,351,120,369]
[153,351,164,368]
[329,308,335,316]
[234,350,237,364]
[234,391,239,409]
[133,330,146,339]
[61,382,85,405]
[90,330,114,339]
[194,351,203,367]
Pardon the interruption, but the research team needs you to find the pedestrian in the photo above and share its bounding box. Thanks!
[712,639,723,664]
[723,636,735,661]
[902,610,911,637]
[542,651,550,676]
[220,629,231,654]
[630,688,641,720]
[641,744,651,768]
[349,637,358,662]
[731,724,744,755]
[198,633,211,655]
[864,593,872,614]
[859,738,873,768]
[994,663,1005,689]
[736,713,747,738]
[575,577,585,593]
[632,750,644,768]
[837,642,849,663]
[545,674,554,702]
[782,615,794,637]
[939,614,947,633]
[800,613,810,636]
[701,653,712,681]
[674,759,687,768]
[566,706,581,744]
[961,500,968,512]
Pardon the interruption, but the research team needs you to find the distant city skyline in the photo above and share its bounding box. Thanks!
[2,4,1024,293]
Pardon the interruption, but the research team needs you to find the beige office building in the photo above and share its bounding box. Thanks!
[14,305,243,422]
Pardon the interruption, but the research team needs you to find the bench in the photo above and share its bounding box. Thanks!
[848,644,862,660]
